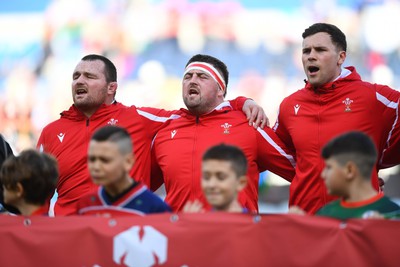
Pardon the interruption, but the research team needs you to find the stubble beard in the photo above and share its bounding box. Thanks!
[184,95,203,115]
[75,84,109,112]
[74,94,106,116]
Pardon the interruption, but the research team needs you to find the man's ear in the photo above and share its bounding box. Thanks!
[218,86,225,97]
[338,50,346,66]
[108,82,118,96]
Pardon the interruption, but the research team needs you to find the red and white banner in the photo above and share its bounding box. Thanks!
[0,213,399,267]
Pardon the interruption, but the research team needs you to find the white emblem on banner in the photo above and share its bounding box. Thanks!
[113,225,168,267]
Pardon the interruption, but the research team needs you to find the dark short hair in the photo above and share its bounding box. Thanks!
[91,125,133,154]
[321,131,377,179]
[203,143,247,177]
[185,54,229,97]
[302,23,347,52]
[0,149,58,205]
[81,54,117,83]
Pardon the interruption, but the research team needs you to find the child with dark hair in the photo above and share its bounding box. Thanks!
[77,125,171,217]
[183,143,248,213]
[290,131,400,219]
[0,149,58,216]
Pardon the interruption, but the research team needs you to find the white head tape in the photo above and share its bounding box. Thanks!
[183,62,226,91]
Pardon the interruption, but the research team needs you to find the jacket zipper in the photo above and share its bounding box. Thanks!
[192,116,200,198]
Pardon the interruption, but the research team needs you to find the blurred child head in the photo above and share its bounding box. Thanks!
[201,143,247,211]
[88,125,134,188]
[321,131,377,197]
[0,149,58,209]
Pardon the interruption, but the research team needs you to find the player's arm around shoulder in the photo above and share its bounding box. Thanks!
[255,125,296,182]
[374,83,400,103]
[136,106,182,136]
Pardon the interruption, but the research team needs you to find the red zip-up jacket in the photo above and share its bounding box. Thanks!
[151,101,296,212]
[37,102,179,215]
[273,66,400,214]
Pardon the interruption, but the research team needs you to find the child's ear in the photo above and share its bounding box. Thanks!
[237,175,248,192]
[345,161,358,180]
[15,182,24,198]
[124,153,135,172]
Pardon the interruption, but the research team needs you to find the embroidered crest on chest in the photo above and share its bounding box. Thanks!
[221,122,232,134]
[107,118,119,125]
[342,97,353,112]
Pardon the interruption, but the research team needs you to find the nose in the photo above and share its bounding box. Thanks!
[307,49,317,60]
[206,177,217,188]
[188,73,201,84]
[88,159,101,173]
[73,74,85,85]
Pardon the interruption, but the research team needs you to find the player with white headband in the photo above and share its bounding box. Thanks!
[151,54,295,212]
[183,61,226,93]
[180,55,230,116]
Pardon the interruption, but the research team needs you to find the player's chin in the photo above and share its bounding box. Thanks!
[74,95,87,102]
[206,196,222,206]
[92,177,105,185]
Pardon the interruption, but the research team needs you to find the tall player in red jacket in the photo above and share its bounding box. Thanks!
[37,54,268,216]
[273,23,400,214]
[151,54,296,213]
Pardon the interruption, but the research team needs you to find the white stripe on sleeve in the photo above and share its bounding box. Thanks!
[376,92,398,109]
[257,128,296,168]
[379,98,399,165]
[137,109,181,122]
